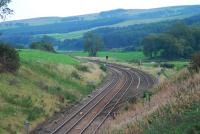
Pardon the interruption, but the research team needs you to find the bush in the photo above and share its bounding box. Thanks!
[71,71,81,80]
[0,43,20,73]
[100,64,107,72]
[160,63,175,69]
[30,42,55,53]
[75,64,89,72]
[190,52,200,72]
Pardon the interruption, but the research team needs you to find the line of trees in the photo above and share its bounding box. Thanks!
[30,42,55,53]
[142,23,200,59]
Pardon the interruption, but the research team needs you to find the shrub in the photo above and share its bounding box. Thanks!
[75,64,89,72]
[190,52,200,72]
[160,63,175,69]
[71,71,81,80]
[0,43,20,73]
[26,107,45,121]
[100,64,107,72]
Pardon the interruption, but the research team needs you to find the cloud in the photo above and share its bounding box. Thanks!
[7,0,200,20]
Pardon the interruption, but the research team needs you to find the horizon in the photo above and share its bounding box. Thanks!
[5,0,200,21]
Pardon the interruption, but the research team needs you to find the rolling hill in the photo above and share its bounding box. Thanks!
[0,5,200,50]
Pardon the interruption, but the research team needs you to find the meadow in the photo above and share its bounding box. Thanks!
[19,49,79,65]
[71,51,188,69]
[33,29,90,40]
[70,51,146,61]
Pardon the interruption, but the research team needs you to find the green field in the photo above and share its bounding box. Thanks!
[19,49,79,65]
[71,51,146,61]
[34,29,90,40]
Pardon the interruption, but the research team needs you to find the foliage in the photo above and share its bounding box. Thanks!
[100,64,107,72]
[30,42,55,52]
[142,23,200,59]
[190,51,200,72]
[71,71,81,80]
[0,43,20,73]
[75,64,89,72]
[84,32,104,56]
[0,0,13,19]
[160,63,175,69]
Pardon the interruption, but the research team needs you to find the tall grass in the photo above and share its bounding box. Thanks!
[102,69,200,134]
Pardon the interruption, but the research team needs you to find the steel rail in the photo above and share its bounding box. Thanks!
[80,67,136,134]
[50,67,120,134]
[62,66,129,134]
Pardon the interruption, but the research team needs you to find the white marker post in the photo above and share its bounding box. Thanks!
[24,121,30,134]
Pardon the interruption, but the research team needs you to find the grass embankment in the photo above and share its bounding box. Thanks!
[0,50,105,134]
[101,68,200,134]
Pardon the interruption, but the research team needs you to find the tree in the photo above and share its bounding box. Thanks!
[0,43,20,73]
[142,34,161,58]
[0,0,13,19]
[84,33,104,57]
[30,42,56,53]
[190,52,200,72]
[142,23,200,60]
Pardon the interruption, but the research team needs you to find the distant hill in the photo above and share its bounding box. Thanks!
[0,5,200,50]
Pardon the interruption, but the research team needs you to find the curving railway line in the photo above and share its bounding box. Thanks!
[33,62,156,134]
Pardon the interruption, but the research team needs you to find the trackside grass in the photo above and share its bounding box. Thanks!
[102,69,200,134]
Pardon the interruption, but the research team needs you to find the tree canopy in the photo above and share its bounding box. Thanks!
[84,33,104,56]
[30,42,56,53]
[142,23,200,60]
[0,0,13,19]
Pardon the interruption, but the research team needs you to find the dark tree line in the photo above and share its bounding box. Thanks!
[142,23,200,59]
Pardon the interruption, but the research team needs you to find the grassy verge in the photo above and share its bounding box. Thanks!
[0,50,105,134]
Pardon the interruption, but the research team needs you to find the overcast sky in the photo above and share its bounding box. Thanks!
[7,0,200,21]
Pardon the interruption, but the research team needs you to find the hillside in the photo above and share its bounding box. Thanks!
[0,5,200,50]
[100,66,200,134]
[0,50,106,133]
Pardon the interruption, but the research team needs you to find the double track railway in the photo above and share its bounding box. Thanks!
[34,63,155,134]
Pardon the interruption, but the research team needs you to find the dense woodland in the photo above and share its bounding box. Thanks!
[142,23,200,59]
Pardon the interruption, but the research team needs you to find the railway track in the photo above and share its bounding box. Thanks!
[34,62,155,134]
